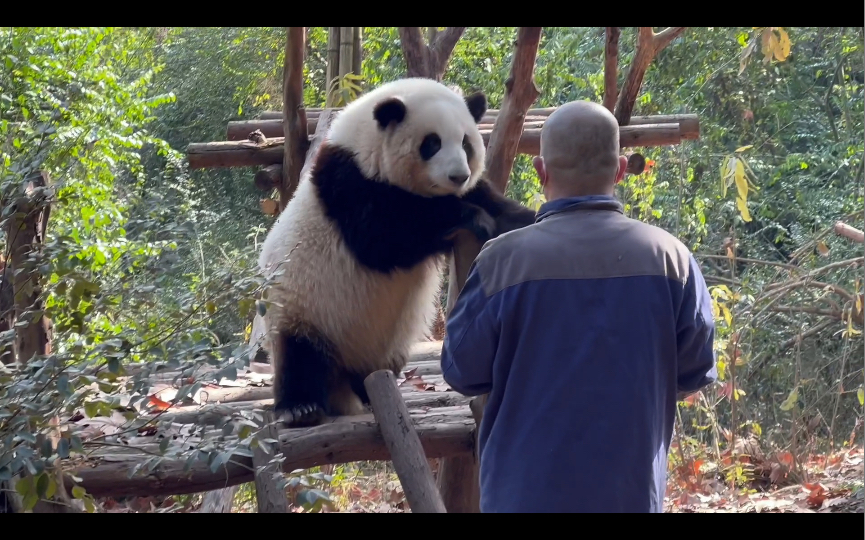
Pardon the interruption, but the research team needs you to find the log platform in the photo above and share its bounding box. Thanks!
[68,341,474,501]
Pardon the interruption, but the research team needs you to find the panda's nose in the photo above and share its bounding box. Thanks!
[449,174,469,185]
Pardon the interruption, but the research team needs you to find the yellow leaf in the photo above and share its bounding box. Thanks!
[717,359,727,381]
[752,422,762,437]
[735,145,753,153]
[858,387,864,407]
[734,158,748,201]
[856,293,862,314]
[734,388,746,400]
[780,387,798,411]
[761,28,772,56]
[777,28,791,60]
[816,241,830,257]
[721,304,732,327]
[736,196,752,222]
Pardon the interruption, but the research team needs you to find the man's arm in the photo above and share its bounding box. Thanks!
[440,260,498,397]
[676,254,718,400]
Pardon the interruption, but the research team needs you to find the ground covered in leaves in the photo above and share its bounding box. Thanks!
[664,445,864,513]
[93,444,863,513]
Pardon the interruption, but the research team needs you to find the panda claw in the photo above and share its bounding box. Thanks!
[275,403,325,427]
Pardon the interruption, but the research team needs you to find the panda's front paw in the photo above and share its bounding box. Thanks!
[275,403,326,427]
[466,208,497,243]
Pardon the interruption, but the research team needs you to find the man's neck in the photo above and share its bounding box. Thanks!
[545,188,615,201]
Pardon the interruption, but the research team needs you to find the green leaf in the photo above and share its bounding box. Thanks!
[780,387,798,411]
[857,387,864,407]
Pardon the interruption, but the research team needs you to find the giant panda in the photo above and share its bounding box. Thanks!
[258,77,537,427]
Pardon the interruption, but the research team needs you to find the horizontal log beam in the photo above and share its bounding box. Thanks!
[190,123,688,170]
[158,390,469,426]
[257,107,562,120]
[226,113,699,142]
[73,408,475,498]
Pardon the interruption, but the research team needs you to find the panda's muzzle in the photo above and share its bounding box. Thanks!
[449,174,469,185]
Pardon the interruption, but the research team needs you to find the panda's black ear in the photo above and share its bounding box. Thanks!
[373,97,407,129]
[464,91,487,124]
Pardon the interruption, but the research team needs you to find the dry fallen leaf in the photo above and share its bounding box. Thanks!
[148,395,172,411]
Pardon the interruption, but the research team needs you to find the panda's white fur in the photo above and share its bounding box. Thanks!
[325,77,487,197]
[257,78,534,426]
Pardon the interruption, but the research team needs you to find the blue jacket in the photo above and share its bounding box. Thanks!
[441,195,717,513]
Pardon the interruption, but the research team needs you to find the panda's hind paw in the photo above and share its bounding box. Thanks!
[275,403,326,427]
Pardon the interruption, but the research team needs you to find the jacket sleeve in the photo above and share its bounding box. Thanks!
[440,261,497,396]
[676,254,718,397]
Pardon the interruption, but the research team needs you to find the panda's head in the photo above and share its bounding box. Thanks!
[328,78,488,197]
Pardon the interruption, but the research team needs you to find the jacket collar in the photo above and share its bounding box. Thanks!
[536,194,624,223]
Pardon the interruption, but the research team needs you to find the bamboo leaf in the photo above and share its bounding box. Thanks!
[736,196,752,222]
[734,158,748,201]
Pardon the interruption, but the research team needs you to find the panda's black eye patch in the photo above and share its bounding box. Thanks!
[462,135,474,161]
[419,133,441,161]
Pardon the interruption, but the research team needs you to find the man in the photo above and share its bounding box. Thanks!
[440,100,717,513]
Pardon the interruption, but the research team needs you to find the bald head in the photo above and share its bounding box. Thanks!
[533,101,626,199]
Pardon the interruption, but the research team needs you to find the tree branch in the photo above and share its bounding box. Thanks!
[614,27,688,125]
[834,221,864,244]
[484,27,543,193]
[429,27,466,79]
[398,27,466,81]
[398,27,429,78]
[603,27,620,112]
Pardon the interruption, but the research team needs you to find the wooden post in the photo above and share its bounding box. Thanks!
[280,27,309,211]
[352,27,363,77]
[364,370,446,513]
[252,411,290,513]
[338,27,354,79]
[2,171,78,513]
[326,27,340,103]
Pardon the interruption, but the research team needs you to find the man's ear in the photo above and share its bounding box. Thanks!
[614,155,628,184]
[533,156,546,186]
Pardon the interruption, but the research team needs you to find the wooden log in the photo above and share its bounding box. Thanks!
[614,27,687,125]
[227,112,699,141]
[364,370,446,513]
[256,106,564,120]
[228,116,545,140]
[190,123,685,170]
[72,408,476,498]
[191,372,449,405]
[252,411,290,512]
[281,27,309,211]
[158,391,469,427]
[834,221,864,244]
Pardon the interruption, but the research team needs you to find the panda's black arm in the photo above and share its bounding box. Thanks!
[313,150,495,272]
[460,179,538,237]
